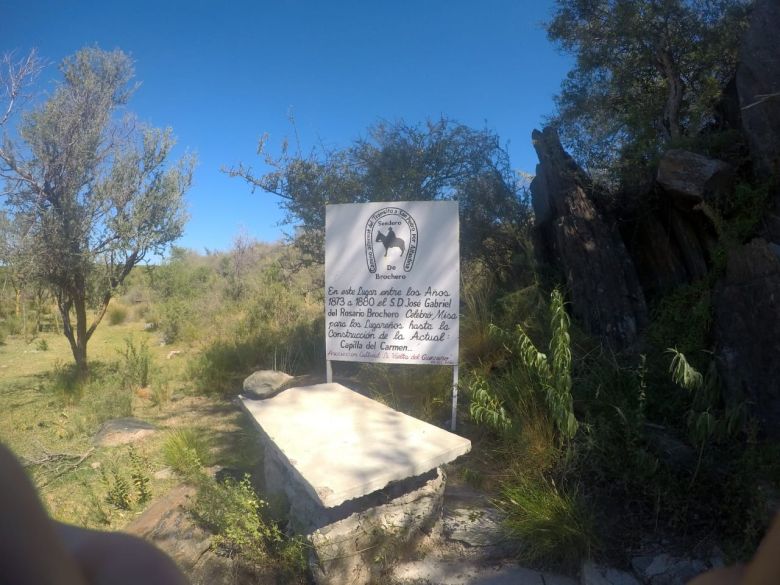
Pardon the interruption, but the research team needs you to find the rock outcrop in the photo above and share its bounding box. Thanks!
[713,239,780,436]
[736,0,780,181]
[531,127,647,350]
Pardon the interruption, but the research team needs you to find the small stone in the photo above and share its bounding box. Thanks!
[582,561,641,585]
[154,467,174,480]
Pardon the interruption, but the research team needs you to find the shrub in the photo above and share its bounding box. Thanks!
[192,474,306,574]
[107,305,128,325]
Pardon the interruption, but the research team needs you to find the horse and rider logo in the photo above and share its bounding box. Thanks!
[365,207,418,274]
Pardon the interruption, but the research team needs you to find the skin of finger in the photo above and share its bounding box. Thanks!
[740,513,780,585]
[0,443,87,585]
[55,523,190,585]
[687,565,745,585]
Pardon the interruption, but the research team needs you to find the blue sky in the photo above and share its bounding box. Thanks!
[2,0,572,253]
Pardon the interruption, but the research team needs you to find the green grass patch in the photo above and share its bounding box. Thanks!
[498,474,598,570]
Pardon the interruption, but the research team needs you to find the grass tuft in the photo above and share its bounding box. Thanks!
[498,474,598,571]
[162,428,211,478]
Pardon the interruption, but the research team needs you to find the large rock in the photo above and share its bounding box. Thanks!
[713,238,780,434]
[242,370,292,399]
[656,150,734,204]
[531,127,647,350]
[737,0,780,181]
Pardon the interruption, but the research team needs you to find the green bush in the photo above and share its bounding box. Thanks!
[107,305,128,325]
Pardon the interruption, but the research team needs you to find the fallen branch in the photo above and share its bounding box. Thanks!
[741,92,780,111]
[23,447,95,489]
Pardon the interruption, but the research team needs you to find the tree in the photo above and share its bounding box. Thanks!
[0,48,193,377]
[226,118,531,273]
[548,0,749,176]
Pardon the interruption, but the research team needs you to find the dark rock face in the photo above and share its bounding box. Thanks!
[737,0,780,182]
[530,127,647,349]
[627,212,690,297]
[713,239,780,435]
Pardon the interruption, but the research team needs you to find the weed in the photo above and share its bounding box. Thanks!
[128,446,151,505]
[101,467,133,510]
[150,372,172,407]
[36,338,49,351]
[488,288,577,442]
[118,337,151,390]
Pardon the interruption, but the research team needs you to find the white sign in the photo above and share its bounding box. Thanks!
[325,201,460,366]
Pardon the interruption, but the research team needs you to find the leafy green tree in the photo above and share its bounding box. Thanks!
[0,48,193,376]
[226,118,531,272]
[548,0,749,175]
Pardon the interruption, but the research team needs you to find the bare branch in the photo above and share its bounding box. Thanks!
[0,49,44,127]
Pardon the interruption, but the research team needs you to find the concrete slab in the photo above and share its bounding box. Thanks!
[240,382,471,508]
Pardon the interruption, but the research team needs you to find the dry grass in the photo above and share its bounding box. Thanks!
[0,319,262,529]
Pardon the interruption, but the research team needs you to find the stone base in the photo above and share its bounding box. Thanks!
[265,446,445,585]
[308,468,444,585]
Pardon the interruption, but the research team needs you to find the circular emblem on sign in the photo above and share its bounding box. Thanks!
[364,207,418,274]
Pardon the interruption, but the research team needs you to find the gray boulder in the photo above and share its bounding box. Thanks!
[656,150,734,204]
[93,418,156,447]
[242,370,292,399]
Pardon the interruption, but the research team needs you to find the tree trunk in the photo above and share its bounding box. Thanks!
[660,49,684,140]
[58,294,89,380]
[73,295,89,380]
